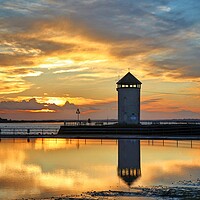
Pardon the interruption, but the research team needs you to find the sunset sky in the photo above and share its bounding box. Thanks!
[0,0,200,120]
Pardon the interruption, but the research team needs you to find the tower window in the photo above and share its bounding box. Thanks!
[117,84,141,88]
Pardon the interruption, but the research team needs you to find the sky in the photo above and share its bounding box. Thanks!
[0,0,200,120]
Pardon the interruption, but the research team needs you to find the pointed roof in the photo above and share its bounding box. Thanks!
[117,72,142,85]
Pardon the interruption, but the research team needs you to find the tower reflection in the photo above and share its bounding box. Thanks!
[118,139,141,186]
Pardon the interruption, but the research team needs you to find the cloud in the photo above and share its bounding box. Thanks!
[0,0,200,120]
[0,33,76,58]
[0,54,35,67]
[0,98,45,110]
[0,97,117,120]
[157,6,171,12]
[141,110,200,120]
[0,98,75,111]
[141,98,162,105]
[0,66,43,95]
[1,0,200,82]
[0,76,32,95]
[54,67,89,74]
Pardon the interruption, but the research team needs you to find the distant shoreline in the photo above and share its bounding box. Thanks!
[0,118,200,124]
[0,120,65,123]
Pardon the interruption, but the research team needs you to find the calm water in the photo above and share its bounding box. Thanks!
[0,123,200,199]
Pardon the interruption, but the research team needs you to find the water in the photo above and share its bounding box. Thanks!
[0,123,200,199]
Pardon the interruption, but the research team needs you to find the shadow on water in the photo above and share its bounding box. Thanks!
[118,139,141,187]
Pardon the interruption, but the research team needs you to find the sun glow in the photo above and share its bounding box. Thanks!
[39,58,75,69]
[42,97,67,106]
[28,109,56,113]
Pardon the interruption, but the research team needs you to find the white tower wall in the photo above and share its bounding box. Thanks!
[118,88,140,124]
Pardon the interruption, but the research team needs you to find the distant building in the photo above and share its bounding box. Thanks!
[116,72,142,125]
[118,139,141,186]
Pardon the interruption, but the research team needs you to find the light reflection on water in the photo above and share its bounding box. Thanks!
[0,138,200,199]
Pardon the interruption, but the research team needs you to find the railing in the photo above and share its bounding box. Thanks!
[62,119,200,126]
[141,139,200,149]
[64,139,200,149]
[63,120,115,126]
[141,119,200,125]
[0,128,59,135]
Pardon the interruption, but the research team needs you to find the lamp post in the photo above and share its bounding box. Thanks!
[76,108,80,125]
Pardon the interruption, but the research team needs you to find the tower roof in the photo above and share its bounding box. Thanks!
[117,72,142,85]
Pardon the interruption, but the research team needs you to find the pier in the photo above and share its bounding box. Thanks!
[62,119,200,126]
[0,119,200,139]
[58,123,200,138]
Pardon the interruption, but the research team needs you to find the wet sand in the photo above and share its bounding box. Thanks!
[23,184,200,200]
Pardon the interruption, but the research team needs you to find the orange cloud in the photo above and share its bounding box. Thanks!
[0,7,200,120]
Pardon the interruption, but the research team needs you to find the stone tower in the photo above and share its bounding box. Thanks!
[116,72,142,125]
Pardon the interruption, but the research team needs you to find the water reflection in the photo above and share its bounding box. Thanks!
[118,139,141,186]
[0,138,200,200]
